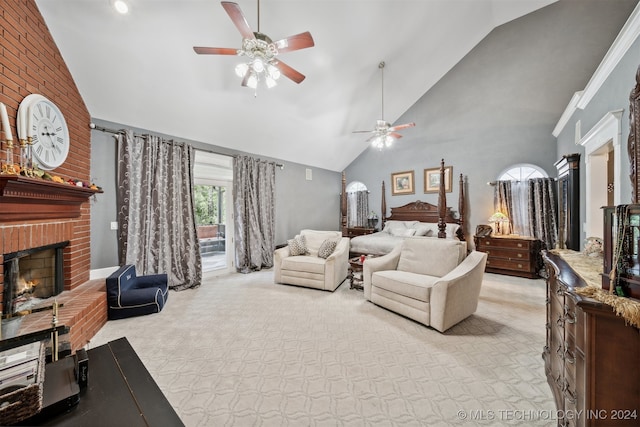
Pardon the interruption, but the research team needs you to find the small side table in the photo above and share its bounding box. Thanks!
[348,256,379,290]
[348,257,365,290]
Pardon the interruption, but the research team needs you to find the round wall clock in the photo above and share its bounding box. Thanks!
[18,94,70,170]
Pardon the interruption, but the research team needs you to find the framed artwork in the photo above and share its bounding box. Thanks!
[391,170,415,195]
[424,166,453,193]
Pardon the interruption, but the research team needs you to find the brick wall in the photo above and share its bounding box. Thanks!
[1,1,102,350]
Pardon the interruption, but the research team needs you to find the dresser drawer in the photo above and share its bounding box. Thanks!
[476,238,531,250]
[485,257,530,272]
[484,247,531,261]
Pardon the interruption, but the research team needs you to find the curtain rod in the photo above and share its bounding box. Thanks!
[90,123,284,170]
[488,178,557,186]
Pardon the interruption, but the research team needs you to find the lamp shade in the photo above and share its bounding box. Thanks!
[488,212,509,223]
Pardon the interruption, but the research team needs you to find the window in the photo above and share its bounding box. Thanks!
[497,164,547,181]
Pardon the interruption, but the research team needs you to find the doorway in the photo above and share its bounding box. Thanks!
[579,110,623,238]
[194,151,234,277]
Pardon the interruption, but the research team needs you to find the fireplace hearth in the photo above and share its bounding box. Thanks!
[2,242,68,318]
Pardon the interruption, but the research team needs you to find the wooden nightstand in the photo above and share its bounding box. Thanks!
[473,235,543,278]
[344,227,376,238]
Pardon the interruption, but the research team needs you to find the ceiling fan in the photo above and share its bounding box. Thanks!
[353,61,415,150]
[193,1,314,89]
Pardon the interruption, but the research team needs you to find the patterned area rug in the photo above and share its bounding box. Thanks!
[90,271,554,426]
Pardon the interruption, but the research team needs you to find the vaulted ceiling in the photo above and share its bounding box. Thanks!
[35,0,556,172]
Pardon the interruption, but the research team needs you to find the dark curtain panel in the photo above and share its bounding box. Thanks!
[117,130,202,290]
[233,156,276,273]
[494,180,514,234]
[528,178,558,250]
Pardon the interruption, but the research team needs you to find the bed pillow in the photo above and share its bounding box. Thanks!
[413,223,436,237]
[390,228,416,237]
[383,220,418,234]
[318,239,338,259]
[287,235,308,256]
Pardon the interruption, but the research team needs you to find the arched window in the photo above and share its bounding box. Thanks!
[497,164,547,181]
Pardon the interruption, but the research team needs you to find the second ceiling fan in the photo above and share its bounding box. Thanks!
[193,1,314,89]
[353,61,415,150]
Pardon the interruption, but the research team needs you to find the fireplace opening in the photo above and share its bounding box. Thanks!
[2,241,68,318]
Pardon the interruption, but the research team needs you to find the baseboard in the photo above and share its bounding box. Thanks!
[90,266,119,280]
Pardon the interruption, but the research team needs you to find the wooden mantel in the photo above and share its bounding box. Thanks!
[0,175,102,222]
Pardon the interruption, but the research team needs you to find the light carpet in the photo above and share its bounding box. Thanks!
[90,271,555,427]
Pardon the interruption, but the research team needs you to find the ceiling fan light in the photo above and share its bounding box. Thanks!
[252,59,265,73]
[247,73,258,89]
[113,0,129,14]
[235,63,249,78]
[267,64,280,80]
[265,76,277,88]
[384,135,394,147]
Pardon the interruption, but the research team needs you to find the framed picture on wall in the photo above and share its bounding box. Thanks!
[391,170,415,195]
[424,166,453,193]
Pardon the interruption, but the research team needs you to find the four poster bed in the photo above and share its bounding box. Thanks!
[341,159,467,257]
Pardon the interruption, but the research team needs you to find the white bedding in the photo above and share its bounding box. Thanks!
[350,220,461,255]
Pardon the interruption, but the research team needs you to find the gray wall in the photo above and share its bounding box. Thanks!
[89,118,341,269]
[345,0,637,247]
[556,35,640,242]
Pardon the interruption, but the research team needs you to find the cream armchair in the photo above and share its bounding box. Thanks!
[274,229,350,292]
[363,237,487,332]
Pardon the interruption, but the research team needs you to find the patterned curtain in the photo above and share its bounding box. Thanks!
[117,130,202,290]
[528,178,558,250]
[233,156,276,273]
[494,180,514,234]
[347,190,369,227]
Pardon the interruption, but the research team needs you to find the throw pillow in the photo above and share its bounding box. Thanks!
[287,235,308,256]
[318,239,338,259]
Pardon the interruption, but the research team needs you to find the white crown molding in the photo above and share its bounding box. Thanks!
[552,4,640,137]
[553,91,582,137]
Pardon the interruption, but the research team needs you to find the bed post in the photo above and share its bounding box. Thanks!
[341,172,347,236]
[381,181,387,224]
[438,159,447,238]
[457,173,466,241]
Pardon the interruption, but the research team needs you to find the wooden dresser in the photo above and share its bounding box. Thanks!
[473,234,543,278]
[542,251,639,427]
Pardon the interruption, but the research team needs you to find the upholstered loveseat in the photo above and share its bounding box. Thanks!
[106,264,169,320]
[274,229,350,291]
[363,237,487,332]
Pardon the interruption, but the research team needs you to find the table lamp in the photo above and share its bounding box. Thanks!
[488,211,509,235]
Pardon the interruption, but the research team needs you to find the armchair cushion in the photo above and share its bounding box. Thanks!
[106,264,169,320]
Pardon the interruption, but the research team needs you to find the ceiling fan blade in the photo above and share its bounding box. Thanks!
[388,122,415,132]
[273,31,315,54]
[389,132,403,139]
[193,46,238,55]
[272,60,305,84]
[221,1,255,40]
[352,130,374,134]
[240,68,252,87]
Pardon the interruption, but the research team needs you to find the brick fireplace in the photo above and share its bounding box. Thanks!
[0,1,108,351]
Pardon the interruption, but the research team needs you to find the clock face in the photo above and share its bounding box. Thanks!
[29,98,70,170]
